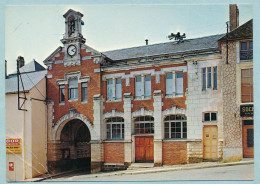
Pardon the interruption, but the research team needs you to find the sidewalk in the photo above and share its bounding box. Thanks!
[26,159,254,182]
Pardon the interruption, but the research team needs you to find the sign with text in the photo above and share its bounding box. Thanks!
[240,104,254,117]
[6,138,22,154]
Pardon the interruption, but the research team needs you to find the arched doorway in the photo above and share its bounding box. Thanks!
[59,119,91,171]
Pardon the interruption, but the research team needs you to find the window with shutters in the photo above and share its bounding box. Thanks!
[166,71,183,97]
[107,78,122,101]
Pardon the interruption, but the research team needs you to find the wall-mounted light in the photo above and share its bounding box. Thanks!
[193,60,198,65]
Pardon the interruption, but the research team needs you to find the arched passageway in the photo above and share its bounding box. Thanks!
[59,119,91,171]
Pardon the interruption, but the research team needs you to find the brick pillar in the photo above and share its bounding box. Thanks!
[153,90,163,166]
[91,94,104,173]
[123,92,132,165]
[46,101,62,173]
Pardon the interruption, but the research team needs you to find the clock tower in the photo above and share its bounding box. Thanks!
[61,9,86,67]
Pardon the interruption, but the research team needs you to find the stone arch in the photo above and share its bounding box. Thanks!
[162,106,186,118]
[53,112,94,141]
[103,110,124,120]
[132,108,154,119]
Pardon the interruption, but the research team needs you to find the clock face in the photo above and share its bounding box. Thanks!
[67,45,77,56]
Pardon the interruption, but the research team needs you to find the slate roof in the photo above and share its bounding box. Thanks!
[219,19,252,41]
[103,34,224,61]
[6,70,46,94]
[19,60,46,73]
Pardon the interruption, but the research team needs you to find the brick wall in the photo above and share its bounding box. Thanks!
[47,49,101,124]
[162,141,187,165]
[102,63,187,115]
[104,142,124,163]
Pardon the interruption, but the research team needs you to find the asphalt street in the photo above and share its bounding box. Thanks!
[45,163,254,181]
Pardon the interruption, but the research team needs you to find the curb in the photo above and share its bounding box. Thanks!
[32,160,254,181]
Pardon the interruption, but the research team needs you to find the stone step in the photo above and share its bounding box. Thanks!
[127,163,154,170]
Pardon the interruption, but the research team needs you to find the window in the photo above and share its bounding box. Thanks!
[81,82,87,102]
[207,67,212,88]
[202,67,217,91]
[166,71,183,96]
[164,115,187,139]
[241,68,253,103]
[59,85,65,103]
[166,73,173,96]
[176,72,183,95]
[106,117,124,140]
[134,116,154,134]
[240,41,253,60]
[135,76,142,99]
[203,112,217,122]
[107,78,122,101]
[202,68,206,90]
[68,78,78,100]
[107,79,113,101]
[144,75,151,98]
[115,78,122,100]
[213,67,217,90]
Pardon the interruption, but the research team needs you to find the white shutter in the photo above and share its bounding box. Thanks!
[176,72,183,95]
[107,79,113,101]
[115,78,122,100]
[144,75,151,98]
[166,73,173,96]
[135,76,142,99]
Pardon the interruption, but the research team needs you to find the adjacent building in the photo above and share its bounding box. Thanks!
[219,16,253,160]
[5,59,47,181]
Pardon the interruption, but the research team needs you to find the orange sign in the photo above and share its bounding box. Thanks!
[6,138,22,154]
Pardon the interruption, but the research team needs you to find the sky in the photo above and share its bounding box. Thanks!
[5,4,253,74]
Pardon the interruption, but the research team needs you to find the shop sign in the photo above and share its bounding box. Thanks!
[240,104,254,117]
[6,138,22,154]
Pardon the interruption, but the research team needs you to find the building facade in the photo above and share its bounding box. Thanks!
[5,59,47,181]
[219,17,253,161]
[44,7,253,174]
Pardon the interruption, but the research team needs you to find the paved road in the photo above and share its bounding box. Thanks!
[45,164,254,181]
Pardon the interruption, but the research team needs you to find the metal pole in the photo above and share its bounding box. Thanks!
[226,21,229,64]
[17,58,20,110]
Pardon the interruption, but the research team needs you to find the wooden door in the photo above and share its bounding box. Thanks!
[203,126,218,160]
[135,136,154,162]
[243,120,254,158]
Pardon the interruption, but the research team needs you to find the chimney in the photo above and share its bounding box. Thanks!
[5,60,7,79]
[17,56,25,68]
[229,4,239,31]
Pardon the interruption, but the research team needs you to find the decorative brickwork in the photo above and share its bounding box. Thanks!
[162,141,187,165]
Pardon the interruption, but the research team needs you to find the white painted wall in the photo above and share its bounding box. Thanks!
[6,78,47,181]
[186,55,223,141]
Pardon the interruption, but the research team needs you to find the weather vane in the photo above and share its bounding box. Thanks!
[168,32,186,43]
